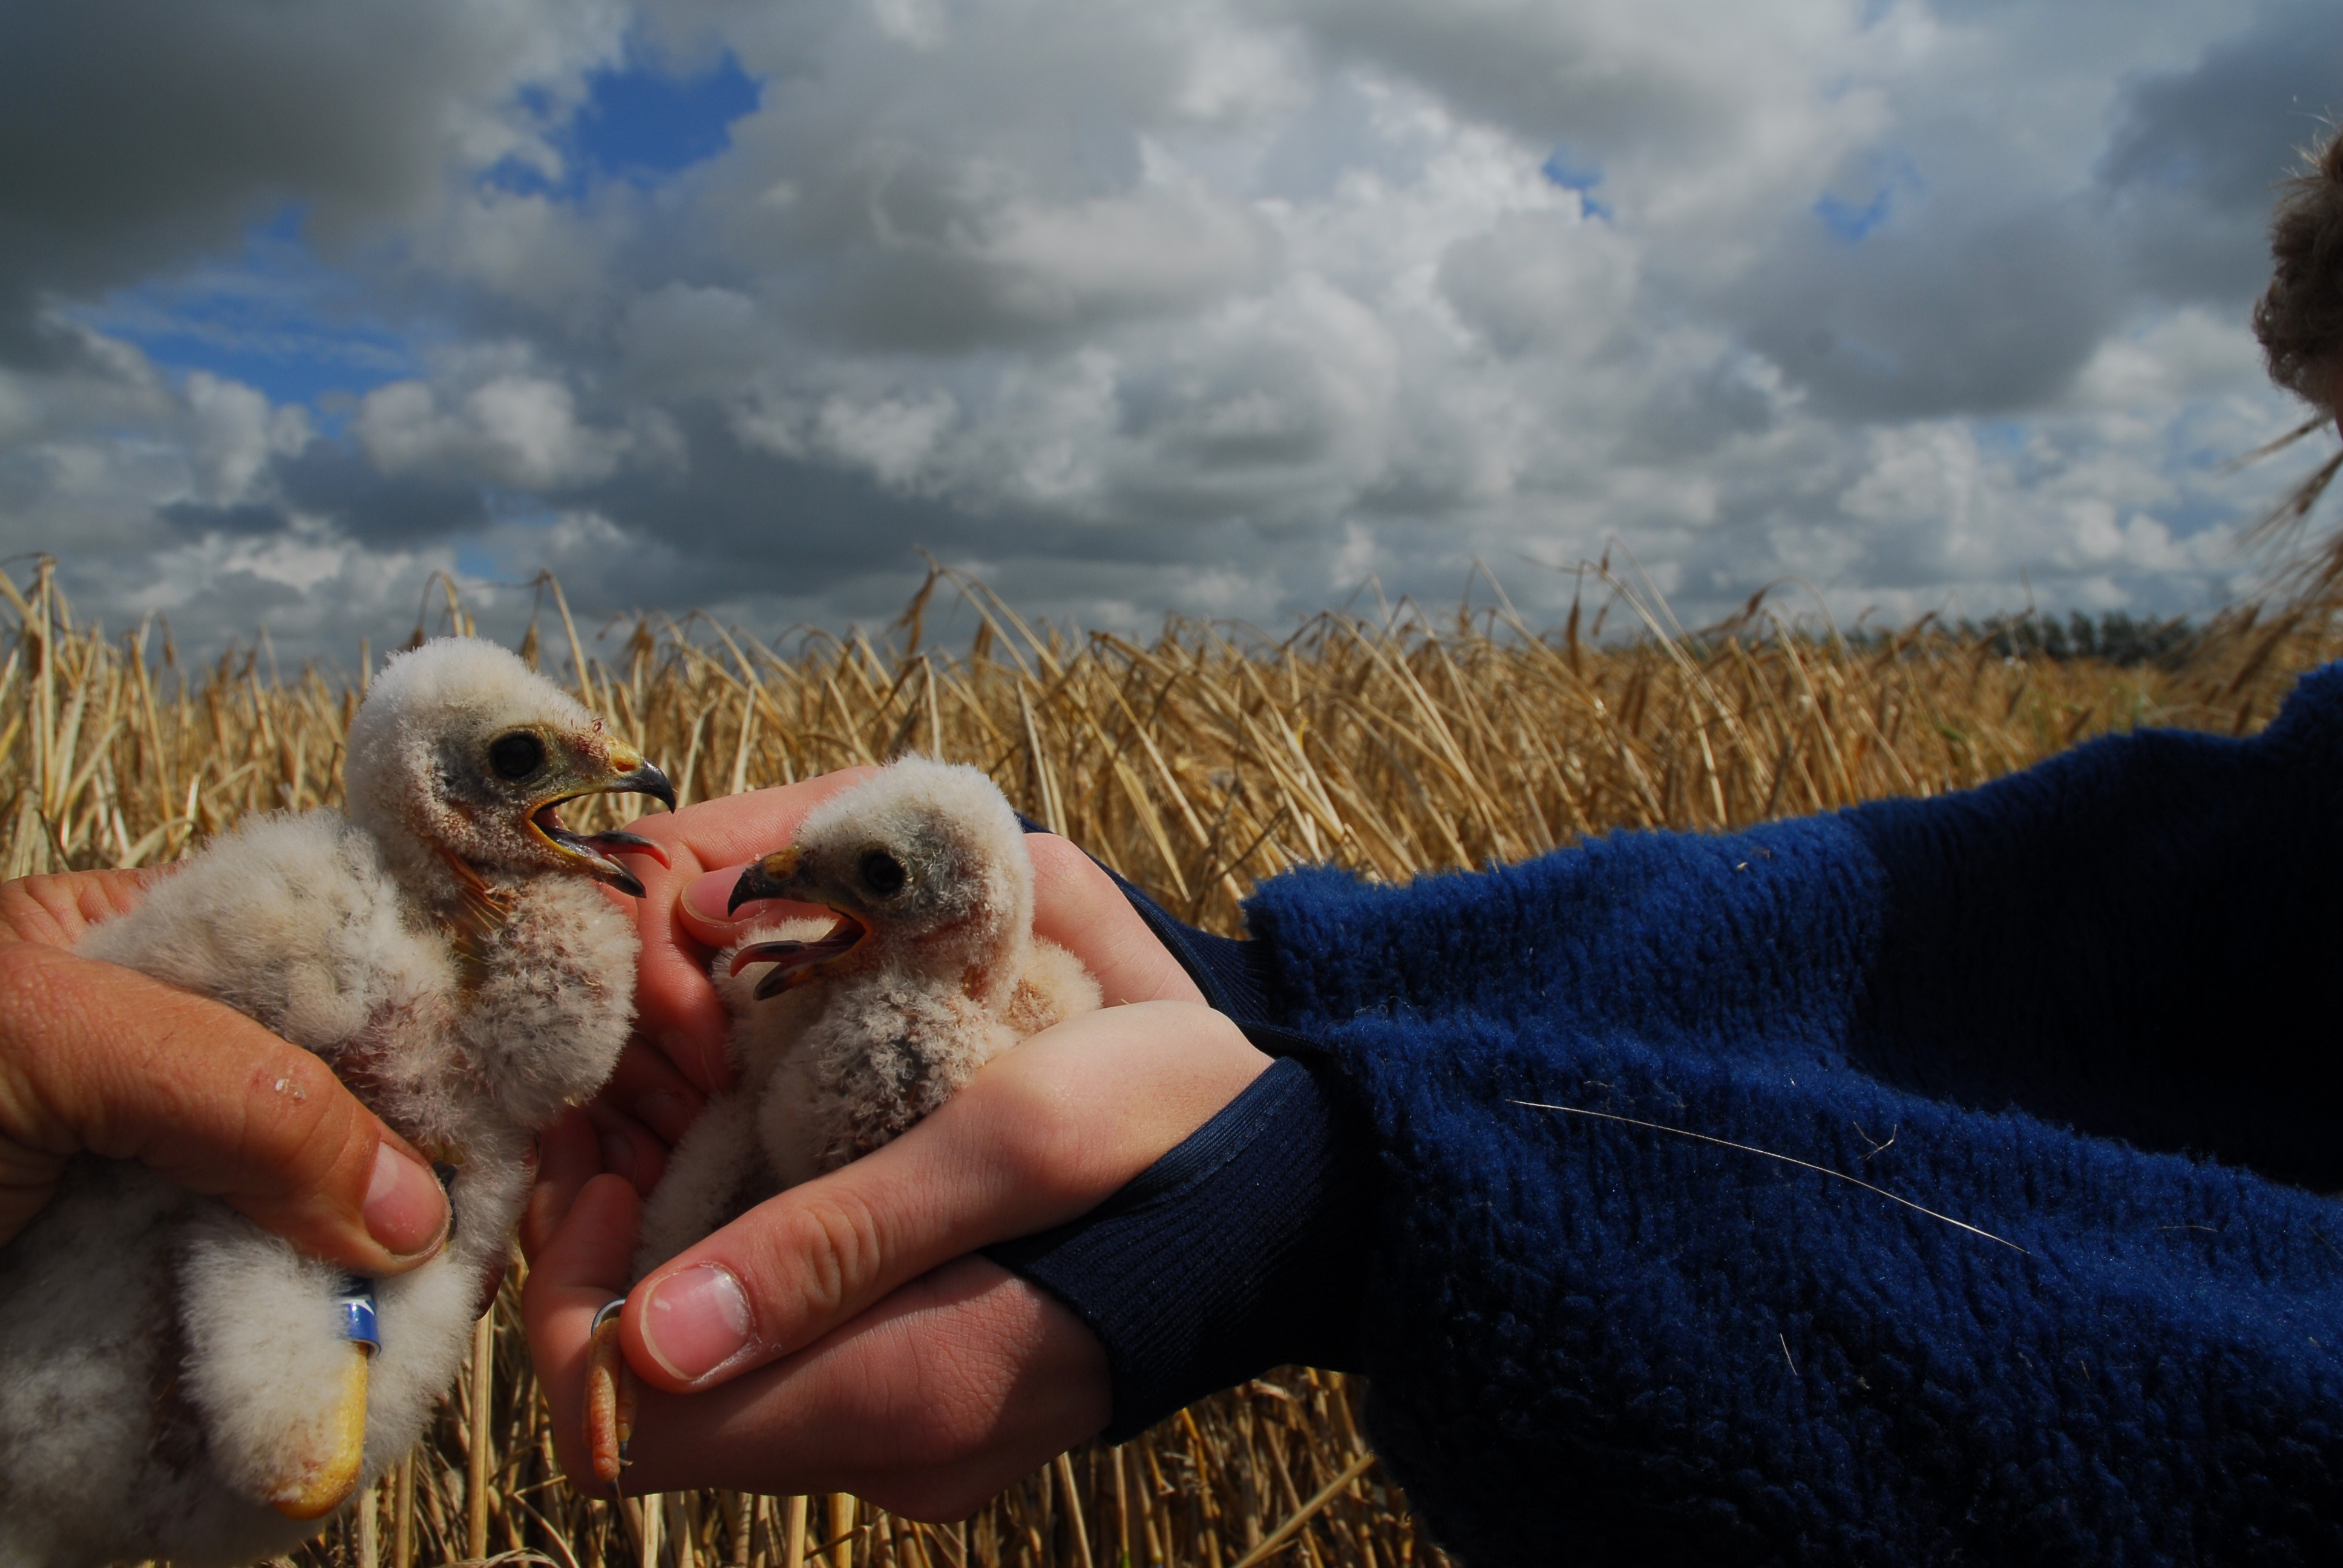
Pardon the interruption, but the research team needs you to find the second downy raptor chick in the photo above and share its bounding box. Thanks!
[601,762,1099,1480]
[628,757,1099,1284]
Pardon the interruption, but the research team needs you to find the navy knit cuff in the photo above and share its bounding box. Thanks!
[985,1053,1369,1441]
[994,822,1369,1440]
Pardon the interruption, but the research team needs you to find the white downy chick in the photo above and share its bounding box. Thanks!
[600,762,1098,1481]
[630,760,1099,1264]
[725,757,1101,1181]
[603,761,1099,1477]
[0,638,672,1568]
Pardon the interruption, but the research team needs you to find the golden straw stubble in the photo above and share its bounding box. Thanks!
[1,557,2328,1568]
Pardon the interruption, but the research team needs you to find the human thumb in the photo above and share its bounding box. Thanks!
[0,942,448,1273]
[619,1000,1266,1393]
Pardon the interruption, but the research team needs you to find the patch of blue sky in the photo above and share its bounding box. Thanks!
[454,540,504,582]
[1972,418,2030,454]
[1814,148,1925,244]
[1815,188,1892,243]
[1539,148,1613,220]
[488,48,761,198]
[74,206,418,417]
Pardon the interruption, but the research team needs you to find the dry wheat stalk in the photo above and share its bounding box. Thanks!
[4,555,2335,1568]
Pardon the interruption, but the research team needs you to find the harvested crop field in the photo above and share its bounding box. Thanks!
[3,555,2336,1568]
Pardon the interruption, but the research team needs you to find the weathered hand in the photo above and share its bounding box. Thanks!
[523,998,1268,1514]
[0,869,448,1273]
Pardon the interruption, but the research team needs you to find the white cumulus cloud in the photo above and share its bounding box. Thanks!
[0,0,2335,655]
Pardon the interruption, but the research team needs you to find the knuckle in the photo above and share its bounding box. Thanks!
[977,1077,1089,1203]
[0,883,35,942]
[776,1187,888,1324]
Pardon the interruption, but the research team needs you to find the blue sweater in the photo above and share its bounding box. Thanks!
[994,662,2343,1564]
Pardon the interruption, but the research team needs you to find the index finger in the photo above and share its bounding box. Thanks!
[618,771,874,1095]
[0,867,165,946]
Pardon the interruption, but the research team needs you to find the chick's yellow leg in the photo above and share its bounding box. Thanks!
[585,1299,637,1488]
[266,1343,370,1520]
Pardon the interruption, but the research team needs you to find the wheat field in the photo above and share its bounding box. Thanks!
[2,553,2336,1568]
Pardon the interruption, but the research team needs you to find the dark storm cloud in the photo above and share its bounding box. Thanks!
[569,406,1286,598]
[582,409,986,589]
[158,500,292,537]
[1737,199,2123,420]
[2098,0,2343,303]
[0,0,618,359]
[274,442,494,544]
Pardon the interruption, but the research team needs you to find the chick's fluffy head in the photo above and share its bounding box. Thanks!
[792,758,1033,950]
[344,638,638,878]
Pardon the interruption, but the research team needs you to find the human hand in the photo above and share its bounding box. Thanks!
[523,998,1269,1514]
[575,776,1208,1193]
[527,775,1260,1508]
[0,869,450,1273]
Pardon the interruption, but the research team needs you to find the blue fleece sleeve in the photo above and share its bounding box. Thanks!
[999,665,2343,1561]
[986,1052,1371,1440]
[1240,663,2343,1563]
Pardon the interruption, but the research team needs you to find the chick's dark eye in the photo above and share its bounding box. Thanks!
[859,849,907,895]
[489,731,546,780]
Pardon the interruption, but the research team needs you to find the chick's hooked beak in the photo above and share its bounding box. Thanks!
[726,845,870,999]
[528,741,677,898]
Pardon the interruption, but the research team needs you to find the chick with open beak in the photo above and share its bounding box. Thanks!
[600,759,1102,1485]
[722,843,877,998]
[713,758,1101,1176]
[330,638,681,929]
[0,638,672,1568]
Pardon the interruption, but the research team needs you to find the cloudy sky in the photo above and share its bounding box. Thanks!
[1,0,2338,658]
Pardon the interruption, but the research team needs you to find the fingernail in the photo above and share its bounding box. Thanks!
[640,1263,755,1383]
[363,1142,448,1259]
[684,867,748,924]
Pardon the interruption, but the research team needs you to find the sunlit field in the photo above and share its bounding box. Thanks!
[5,554,2336,1568]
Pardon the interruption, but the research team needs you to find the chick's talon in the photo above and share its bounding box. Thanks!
[585,1298,637,1489]
[266,1342,370,1520]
